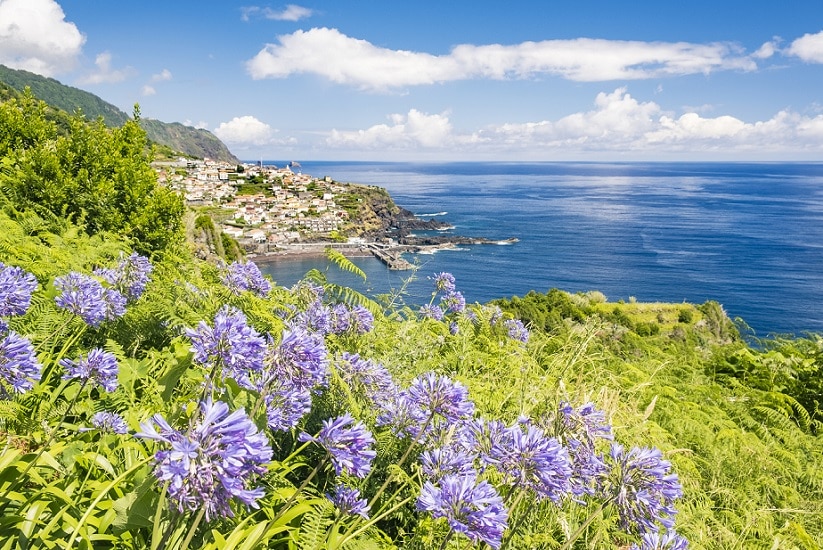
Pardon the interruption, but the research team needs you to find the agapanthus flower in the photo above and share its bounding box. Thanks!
[417,474,508,549]
[420,447,477,482]
[136,399,272,521]
[419,304,445,321]
[89,411,129,434]
[102,288,127,320]
[298,413,376,478]
[449,321,459,335]
[265,379,313,431]
[221,261,271,297]
[494,422,572,503]
[295,300,332,334]
[440,291,466,313]
[0,320,7,334]
[335,352,396,403]
[376,390,424,438]
[348,305,374,334]
[327,484,370,518]
[0,330,40,394]
[430,272,456,293]
[552,402,613,498]
[265,325,328,390]
[407,372,475,426]
[0,263,38,317]
[630,530,689,550]
[60,348,119,392]
[605,444,683,534]
[504,319,529,343]
[95,252,153,301]
[461,417,511,471]
[185,305,267,390]
[330,303,350,333]
[54,272,110,327]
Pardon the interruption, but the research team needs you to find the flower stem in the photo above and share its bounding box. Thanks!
[557,499,612,550]
[179,507,205,550]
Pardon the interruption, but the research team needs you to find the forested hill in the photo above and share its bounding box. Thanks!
[0,64,238,163]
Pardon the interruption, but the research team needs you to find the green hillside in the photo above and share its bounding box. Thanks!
[0,91,821,549]
[0,64,238,163]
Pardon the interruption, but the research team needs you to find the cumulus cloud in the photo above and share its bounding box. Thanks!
[151,68,172,82]
[0,0,85,76]
[324,88,823,158]
[246,27,758,90]
[76,51,134,84]
[184,120,210,130]
[241,4,314,22]
[141,85,156,96]
[214,116,276,146]
[327,109,455,149]
[786,30,823,63]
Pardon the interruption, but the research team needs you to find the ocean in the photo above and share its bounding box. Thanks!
[256,162,823,338]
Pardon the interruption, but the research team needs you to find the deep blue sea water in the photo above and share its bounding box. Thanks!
[256,162,823,337]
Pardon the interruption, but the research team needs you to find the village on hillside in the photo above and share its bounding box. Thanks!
[153,158,422,267]
[155,159,365,243]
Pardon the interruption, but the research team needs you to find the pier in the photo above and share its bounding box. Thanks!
[368,245,414,270]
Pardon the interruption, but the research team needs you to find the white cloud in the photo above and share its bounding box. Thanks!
[141,85,156,96]
[327,109,454,149]
[241,5,314,22]
[786,30,823,63]
[76,51,134,84]
[753,38,780,59]
[324,89,823,158]
[0,0,85,76]
[214,115,276,146]
[247,27,758,90]
[151,68,172,82]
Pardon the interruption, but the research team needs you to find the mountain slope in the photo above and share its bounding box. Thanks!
[0,64,238,162]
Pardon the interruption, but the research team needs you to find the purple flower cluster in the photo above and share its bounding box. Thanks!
[419,304,445,321]
[60,348,120,392]
[420,447,477,481]
[186,306,267,389]
[293,300,374,336]
[406,372,475,425]
[299,413,376,478]
[54,272,125,327]
[605,444,683,534]
[221,261,271,297]
[90,411,129,434]
[417,474,508,549]
[265,325,328,390]
[551,402,613,498]
[0,262,38,318]
[430,272,456,293]
[376,372,475,441]
[136,399,272,521]
[493,422,572,503]
[264,379,312,432]
[0,330,41,394]
[335,352,396,403]
[94,252,153,301]
[440,291,466,314]
[504,319,529,343]
[630,530,689,550]
[327,484,370,518]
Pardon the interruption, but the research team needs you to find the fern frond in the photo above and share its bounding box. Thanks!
[325,247,366,281]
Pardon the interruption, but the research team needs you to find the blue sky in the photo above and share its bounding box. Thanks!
[1,0,823,161]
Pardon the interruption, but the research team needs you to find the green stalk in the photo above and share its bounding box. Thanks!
[178,507,206,550]
[557,499,612,550]
[64,455,152,549]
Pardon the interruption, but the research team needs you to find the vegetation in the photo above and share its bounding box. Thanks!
[0,94,821,550]
[0,64,238,163]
